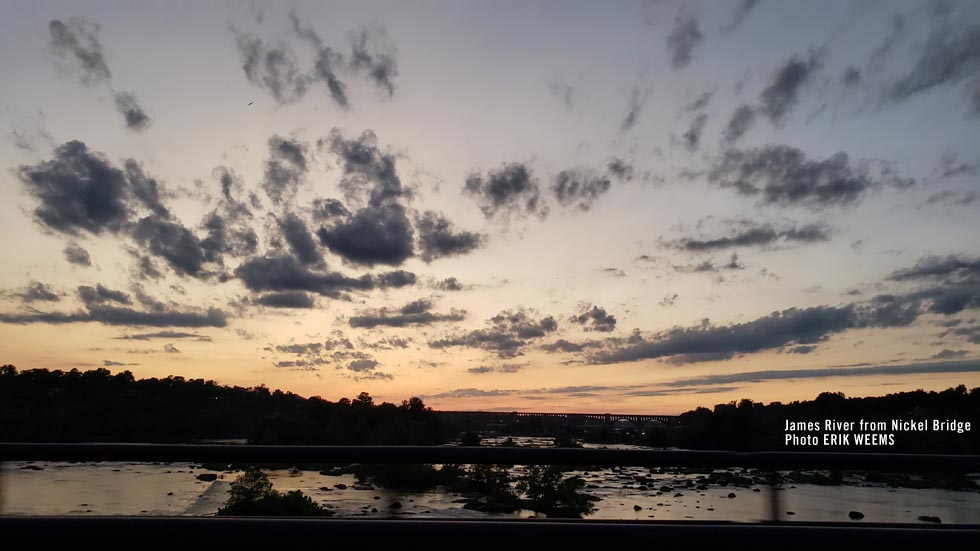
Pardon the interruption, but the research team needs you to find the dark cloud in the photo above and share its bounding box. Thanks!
[606,157,634,181]
[17,141,130,236]
[668,221,832,252]
[464,163,547,220]
[666,13,703,69]
[63,243,92,266]
[920,190,977,207]
[868,13,907,71]
[311,198,351,221]
[48,18,111,84]
[685,90,714,112]
[280,212,323,266]
[114,91,151,132]
[349,298,465,328]
[325,129,408,208]
[103,360,135,367]
[436,277,464,291]
[262,136,309,205]
[14,282,61,303]
[758,50,823,123]
[200,210,259,262]
[289,13,349,108]
[430,307,558,358]
[602,268,626,277]
[707,145,905,209]
[674,253,745,273]
[540,338,603,353]
[620,87,650,133]
[115,331,212,341]
[722,0,761,32]
[721,105,757,145]
[551,169,612,211]
[78,284,131,306]
[889,255,980,282]
[230,27,310,104]
[235,255,372,298]
[0,304,227,328]
[376,270,417,288]
[680,113,708,152]
[348,26,398,97]
[889,21,980,113]
[317,203,414,266]
[787,345,816,354]
[416,211,483,262]
[124,160,170,218]
[347,358,380,372]
[662,359,980,387]
[468,363,524,374]
[888,255,980,315]
[132,216,209,278]
[590,305,856,364]
[255,291,315,309]
[570,305,617,333]
[934,152,978,179]
[841,67,862,87]
[933,348,968,359]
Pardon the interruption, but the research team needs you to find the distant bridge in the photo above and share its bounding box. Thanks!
[436,410,679,428]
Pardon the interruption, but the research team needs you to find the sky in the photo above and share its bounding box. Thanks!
[0,0,979,414]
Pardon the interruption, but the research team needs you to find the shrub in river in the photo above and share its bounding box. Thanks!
[218,468,331,516]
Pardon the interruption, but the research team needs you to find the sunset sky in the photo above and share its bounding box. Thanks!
[1,0,978,414]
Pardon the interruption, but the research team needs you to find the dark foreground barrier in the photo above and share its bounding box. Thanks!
[1,444,977,546]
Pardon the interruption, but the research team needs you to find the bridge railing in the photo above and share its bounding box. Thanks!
[0,443,977,544]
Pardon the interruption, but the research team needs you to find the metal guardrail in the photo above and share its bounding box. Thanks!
[1,443,978,471]
[1,444,978,545]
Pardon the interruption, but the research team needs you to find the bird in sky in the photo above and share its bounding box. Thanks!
[248,101,254,106]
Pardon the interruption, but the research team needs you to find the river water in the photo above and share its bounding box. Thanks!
[3,439,978,524]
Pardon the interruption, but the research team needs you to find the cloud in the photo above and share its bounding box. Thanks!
[888,255,980,315]
[429,388,514,399]
[933,348,968,359]
[376,270,417,288]
[234,254,414,298]
[679,113,708,152]
[620,87,650,132]
[289,12,349,108]
[416,211,483,262]
[312,198,350,221]
[666,13,703,69]
[348,25,399,97]
[662,359,980,387]
[279,212,323,266]
[103,360,136,367]
[317,203,415,266]
[436,277,464,291]
[606,157,634,181]
[707,144,907,209]
[17,141,130,236]
[78,284,131,306]
[48,18,111,84]
[262,136,308,205]
[569,305,617,333]
[430,307,558,358]
[540,338,603,353]
[551,169,613,211]
[920,190,977,207]
[722,0,761,32]
[115,331,212,341]
[349,298,465,328]
[464,163,547,220]
[0,304,227,327]
[132,216,209,278]
[934,152,978,179]
[667,221,832,252]
[124,161,170,218]
[721,105,757,145]
[163,343,180,353]
[468,363,524,374]
[255,291,315,309]
[841,66,862,86]
[113,91,151,132]
[888,20,980,113]
[14,282,61,303]
[758,50,823,123]
[325,129,409,208]
[868,13,907,71]
[548,78,574,110]
[347,358,379,372]
[659,293,679,307]
[230,26,310,104]
[889,255,980,282]
[63,244,92,266]
[674,253,745,273]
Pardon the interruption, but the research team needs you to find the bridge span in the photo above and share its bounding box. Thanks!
[437,410,679,428]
